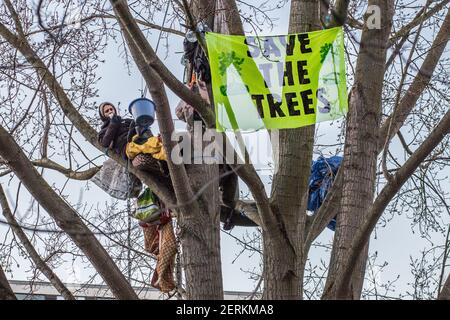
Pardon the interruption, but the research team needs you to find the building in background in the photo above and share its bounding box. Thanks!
[9,280,253,300]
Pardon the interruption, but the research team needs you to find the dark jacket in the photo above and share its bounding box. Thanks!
[98,115,136,159]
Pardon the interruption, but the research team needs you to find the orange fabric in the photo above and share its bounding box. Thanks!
[142,212,177,293]
[143,224,159,254]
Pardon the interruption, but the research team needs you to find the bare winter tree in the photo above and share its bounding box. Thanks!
[0,0,449,300]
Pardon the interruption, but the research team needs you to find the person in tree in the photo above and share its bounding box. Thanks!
[98,101,167,177]
[98,102,137,159]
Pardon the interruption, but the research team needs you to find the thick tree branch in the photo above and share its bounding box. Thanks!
[439,273,450,300]
[181,0,208,53]
[0,158,100,181]
[235,200,262,226]
[0,19,176,206]
[388,0,450,47]
[0,264,16,300]
[323,0,395,299]
[110,0,198,214]
[231,163,274,231]
[335,109,450,297]
[378,9,450,152]
[32,158,100,180]
[0,124,138,300]
[0,185,76,300]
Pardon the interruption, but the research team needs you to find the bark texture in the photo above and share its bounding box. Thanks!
[111,0,224,299]
[0,265,16,300]
[263,0,320,300]
[323,0,395,300]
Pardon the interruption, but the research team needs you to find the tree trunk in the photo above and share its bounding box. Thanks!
[323,0,395,300]
[176,0,225,299]
[0,125,138,300]
[214,0,244,35]
[0,265,16,300]
[179,164,223,299]
[192,0,216,28]
[264,0,320,300]
[438,274,450,300]
[111,0,224,299]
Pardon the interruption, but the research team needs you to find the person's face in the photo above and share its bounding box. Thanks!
[103,104,116,118]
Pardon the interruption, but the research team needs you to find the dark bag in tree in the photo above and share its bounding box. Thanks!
[183,38,211,83]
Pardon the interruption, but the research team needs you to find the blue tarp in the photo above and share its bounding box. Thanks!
[307,155,343,231]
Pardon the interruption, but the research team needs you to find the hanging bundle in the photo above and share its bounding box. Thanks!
[182,22,212,83]
[307,155,343,231]
[91,159,142,200]
[141,205,177,293]
[135,187,160,223]
[126,134,169,177]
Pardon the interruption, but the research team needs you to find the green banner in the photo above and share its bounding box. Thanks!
[205,27,348,131]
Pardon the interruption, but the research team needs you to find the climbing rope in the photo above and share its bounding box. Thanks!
[174,217,184,298]
[126,157,133,282]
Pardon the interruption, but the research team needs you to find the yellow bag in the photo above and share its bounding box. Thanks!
[126,136,167,161]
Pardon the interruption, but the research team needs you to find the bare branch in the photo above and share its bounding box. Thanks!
[335,109,450,297]
[0,19,176,206]
[110,0,197,212]
[0,185,76,300]
[378,9,450,152]
[388,0,450,47]
[235,200,262,226]
[32,158,101,180]
[0,123,139,300]
[26,13,185,38]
